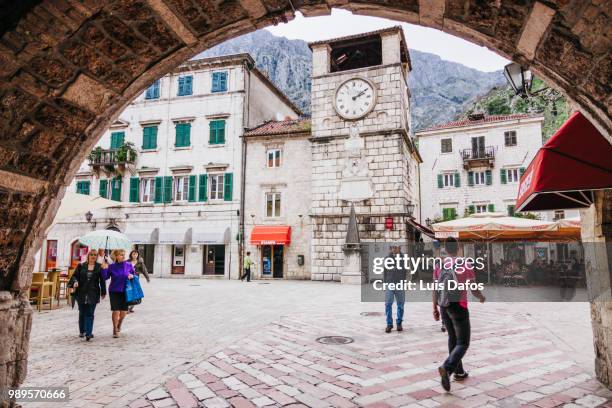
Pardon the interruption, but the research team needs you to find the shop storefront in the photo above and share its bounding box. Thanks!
[158,228,192,275]
[250,226,291,279]
[193,228,230,276]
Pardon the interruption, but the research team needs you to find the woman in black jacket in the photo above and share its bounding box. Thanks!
[68,249,107,341]
[128,249,149,313]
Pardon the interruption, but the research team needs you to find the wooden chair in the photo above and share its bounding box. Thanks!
[63,268,76,305]
[46,271,60,304]
[29,272,53,312]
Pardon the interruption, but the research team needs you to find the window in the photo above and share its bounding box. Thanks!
[142,126,158,150]
[99,179,109,199]
[266,192,281,217]
[211,71,227,92]
[267,149,282,167]
[438,173,459,188]
[507,168,520,183]
[441,138,452,153]
[504,130,517,146]
[554,210,565,220]
[507,205,515,216]
[76,180,90,195]
[177,75,193,96]
[175,122,191,147]
[473,171,486,185]
[209,120,225,145]
[110,131,124,149]
[475,204,487,213]
[174,176,189,202]
[145,80,160,99]
[141,178,155,203]
[209,174,224,200]
[110,177,122,201]
[442,207,457,221]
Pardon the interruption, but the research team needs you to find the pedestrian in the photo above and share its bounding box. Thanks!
[97,248,111,265]
[433,237,485,392]
[241,251,253,282]
[384,245,406,333]
[68,249,106,341]
[128,249,150,313]
[101,249,135,338]
[432,240,445,332]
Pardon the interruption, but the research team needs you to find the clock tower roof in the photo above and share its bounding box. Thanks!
[308,26,411,71]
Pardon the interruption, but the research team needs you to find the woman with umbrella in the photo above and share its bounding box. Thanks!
[68,249,106,341]
[80,230,135,338]
[101,249,135,338]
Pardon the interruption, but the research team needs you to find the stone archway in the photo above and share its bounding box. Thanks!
[0,0,610,394]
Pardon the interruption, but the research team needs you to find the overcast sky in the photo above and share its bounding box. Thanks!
[266,9,510,72]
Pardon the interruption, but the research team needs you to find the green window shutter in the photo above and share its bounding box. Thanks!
[442,208,449,221]
[454,172,460,187]
[468,205,475,214]
[177,123,191,147]
[188,175,196,202]
[437,174,443,189]
[129,177,140,203]
[450,208,457,220]
[83,181,90,195]
[154,177,163,203]
[111,177,122,201]
[467,171,474,187]
[209,120,226,145]
[508,205,515,216]
[143,126,158,150]
[485,170,492,185]
[488,204,495,213]
[163,176,173,203]
[99,179,108,198]
[110,132,125,149]
[500,169,507,184]
[519,167,526,177]
[198,174,208,202]
[223,172,233,201]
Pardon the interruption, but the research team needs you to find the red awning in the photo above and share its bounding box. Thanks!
[516,112,612,212]
[407,218,435,239]
[250,226,291,245]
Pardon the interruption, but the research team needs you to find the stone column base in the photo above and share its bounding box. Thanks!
[342,251,363,284]
[591,301,612,388]
[0,292,32,407]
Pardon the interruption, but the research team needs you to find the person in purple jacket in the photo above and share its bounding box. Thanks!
[101,249,135,338]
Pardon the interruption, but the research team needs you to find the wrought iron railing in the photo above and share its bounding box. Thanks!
[460,146,496,161]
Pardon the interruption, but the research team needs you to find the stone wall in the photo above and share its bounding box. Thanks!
[0,0,610,398]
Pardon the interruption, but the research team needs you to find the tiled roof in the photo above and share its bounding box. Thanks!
[418,114,544,133]
[244,119,311,136]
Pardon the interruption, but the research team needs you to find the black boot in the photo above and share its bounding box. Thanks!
[385,326,392,333]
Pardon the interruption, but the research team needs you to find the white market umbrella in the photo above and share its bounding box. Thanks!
[79,229,132,251]
[46,192,124,234]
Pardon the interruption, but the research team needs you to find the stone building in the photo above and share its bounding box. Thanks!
[308,27,422,283]
[416,113,580,263]
[242,119,312,279]
[36,54,300,278]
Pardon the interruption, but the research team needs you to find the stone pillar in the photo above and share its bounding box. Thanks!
[311,44,330,77]
[381,32,401,65]
[341,204,364,284]
[0,293,32,406]
[581,190,612,388]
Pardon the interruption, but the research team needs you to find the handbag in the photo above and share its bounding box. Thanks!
[125,275,144,305]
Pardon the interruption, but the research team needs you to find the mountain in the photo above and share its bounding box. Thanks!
[199,30,506,130]
[458,77,570,140]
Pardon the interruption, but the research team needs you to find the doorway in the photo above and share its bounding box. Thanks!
[135,244,155,275]
[172,245,185,274]
[45,240,58,271]
[203,245,225,275]
[261,245,284,278]
[471,136,485,158]
[70,241,88,268]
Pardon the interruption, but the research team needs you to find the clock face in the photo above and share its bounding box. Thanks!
[334,78,377,120]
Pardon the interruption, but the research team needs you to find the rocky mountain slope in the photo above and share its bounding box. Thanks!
[199,30,506,130]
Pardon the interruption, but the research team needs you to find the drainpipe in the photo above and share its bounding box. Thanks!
[238,61,250,280]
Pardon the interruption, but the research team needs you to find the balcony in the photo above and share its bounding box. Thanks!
[88,143,137,175]
[460,146,496,169]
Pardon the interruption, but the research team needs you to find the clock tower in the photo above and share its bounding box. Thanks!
[308,27,422,283]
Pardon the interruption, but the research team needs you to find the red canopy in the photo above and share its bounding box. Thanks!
[250,226,291,245]
[516,112,612,212]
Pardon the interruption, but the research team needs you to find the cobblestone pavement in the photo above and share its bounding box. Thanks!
[23,279,611,408]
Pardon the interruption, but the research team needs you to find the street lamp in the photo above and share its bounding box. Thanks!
[425,218,432,227]
[85,211,93,223]
[504,62,533,97]
[406,203,415,219]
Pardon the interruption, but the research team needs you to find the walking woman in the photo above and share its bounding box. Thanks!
[68,249,106,341]
[101,249,135,338]
[128,249,150,313]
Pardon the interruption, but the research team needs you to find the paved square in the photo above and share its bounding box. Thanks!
[22,279,611,407]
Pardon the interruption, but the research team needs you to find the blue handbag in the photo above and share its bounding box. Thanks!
[125,275,144,305]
